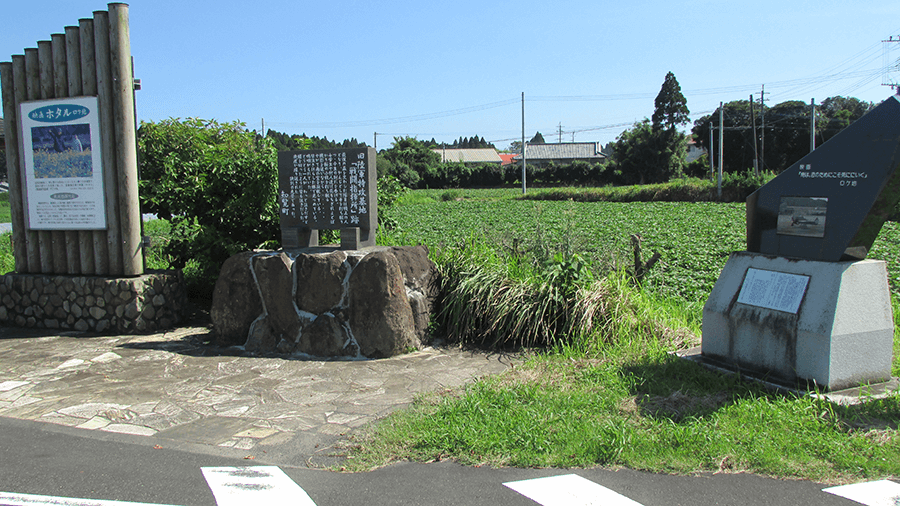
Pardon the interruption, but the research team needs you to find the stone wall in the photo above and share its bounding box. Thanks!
[210,246,438,359]
[0,271,185,333]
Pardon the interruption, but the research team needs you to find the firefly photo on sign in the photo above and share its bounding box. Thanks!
[30,123,93,178]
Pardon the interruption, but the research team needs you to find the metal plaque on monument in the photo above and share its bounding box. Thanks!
[278,147,377,251]
[701,96,900,391]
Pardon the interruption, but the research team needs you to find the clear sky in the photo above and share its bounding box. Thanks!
[3,1,899,151]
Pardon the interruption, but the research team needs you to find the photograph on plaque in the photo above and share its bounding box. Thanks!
[776,196,827,238]
[18,96,106,230]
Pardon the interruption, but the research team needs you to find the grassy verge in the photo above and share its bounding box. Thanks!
[352,188,900,482]
[345,275,900,482]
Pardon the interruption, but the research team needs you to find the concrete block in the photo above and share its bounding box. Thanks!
[702,251,893,390]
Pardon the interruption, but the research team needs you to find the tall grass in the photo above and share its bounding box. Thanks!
[430,232,697,352]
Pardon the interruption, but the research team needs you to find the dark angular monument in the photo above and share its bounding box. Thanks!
[702,96,900,391]
[747,96,900,261]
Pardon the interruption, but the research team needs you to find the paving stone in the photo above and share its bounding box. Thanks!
[0,380,30,391]
[102,423,158,436]
[58,402,130,419]
[0,318,517,459]
[56,358,86,369]
[77,416,112,430]
[40,412,86,427]
[233,426,279,439]
[91,352,121,363]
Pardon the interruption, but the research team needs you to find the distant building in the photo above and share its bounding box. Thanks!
[498,153,517,166]
[432,148,502,165]
[686,138,707,163]
[512,142,606,167]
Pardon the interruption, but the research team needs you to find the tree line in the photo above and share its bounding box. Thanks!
[690,96,872,175]
[264,130,367,151]
[606,72,877,184]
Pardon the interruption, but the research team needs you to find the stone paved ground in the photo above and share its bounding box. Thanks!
[0,318,517,464]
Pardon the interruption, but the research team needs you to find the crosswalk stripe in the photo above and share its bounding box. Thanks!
[504,474,644,506]
[0,491,179,506]
[201,466,316,506]
[823,480,900,506]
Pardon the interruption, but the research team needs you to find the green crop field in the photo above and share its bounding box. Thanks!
[382,194,900,308]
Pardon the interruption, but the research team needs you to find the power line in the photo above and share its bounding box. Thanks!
[269,98,519,129]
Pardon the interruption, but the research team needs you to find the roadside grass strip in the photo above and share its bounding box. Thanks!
[201,466,316,506]
[504,474,644,506]
[823,480,900,506]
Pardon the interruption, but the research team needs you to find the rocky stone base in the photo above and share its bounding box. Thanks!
[0,270,185,333]
[211,246,438,359]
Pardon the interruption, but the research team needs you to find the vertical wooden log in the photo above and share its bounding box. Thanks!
[93,10,119,276]
[66,25,96,276]
[36,41,55,274]
[53,32,78,274]
[108,3,142,276]
[80,18,109,276]
[22,49,41,272]
[1,59,28,272]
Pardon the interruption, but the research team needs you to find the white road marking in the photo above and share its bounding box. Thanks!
[504,474,644,506]
[0,491,179,506]
[201,466,316,506]
[823,480,900,506]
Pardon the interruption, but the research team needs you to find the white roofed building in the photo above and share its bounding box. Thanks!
[512,142,606,167]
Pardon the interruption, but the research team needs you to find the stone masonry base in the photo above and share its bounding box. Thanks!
[0,270,185,333]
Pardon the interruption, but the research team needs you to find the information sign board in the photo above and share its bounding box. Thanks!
[18,96,106,230]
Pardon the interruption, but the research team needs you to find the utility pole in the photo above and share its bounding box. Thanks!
[810,98,816,152]
[374,132,377,151]
[261,118,265,137]
[521,92,526,195]
[882,36,900,94]
[558,122,562,143]
[709,120,715,181]
[760,85,766,170]
[750,95,759,176]
[718,103,724,199]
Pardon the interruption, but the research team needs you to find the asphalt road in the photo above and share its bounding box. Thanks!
[0,416,878,506]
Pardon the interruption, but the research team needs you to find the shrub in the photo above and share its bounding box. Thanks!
[377,175,407,231]
[137,118,279,298]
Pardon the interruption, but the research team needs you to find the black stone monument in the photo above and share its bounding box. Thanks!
[278,147,378,250]
[701,95,900,391]
[747,95,900,261]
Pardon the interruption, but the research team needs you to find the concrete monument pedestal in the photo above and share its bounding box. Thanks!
[702,251,893,391]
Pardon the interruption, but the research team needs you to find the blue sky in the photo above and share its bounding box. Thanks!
[3,1,899,150]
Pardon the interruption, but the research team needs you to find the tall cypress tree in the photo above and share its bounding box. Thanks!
[652,71,690,131]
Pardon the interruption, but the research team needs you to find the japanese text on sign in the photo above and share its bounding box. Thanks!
[278,149,371,229]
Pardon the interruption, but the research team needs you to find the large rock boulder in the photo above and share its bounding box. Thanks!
[210,251,263,347]
[294,250,348,314]
[210,246,437,359]
[348,250,418,358]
